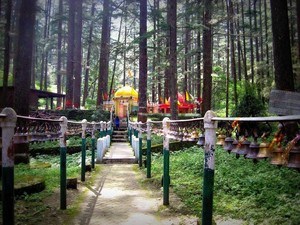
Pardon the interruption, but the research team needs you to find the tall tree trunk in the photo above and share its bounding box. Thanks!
[151,0,157,103]
[226,2,230,117]
[66,0,75,108]
[202,0,213,116]
[1,0,12,108]
[73,0,82,108]
[167,0,178,120]
[236,3,242,81]
[184,0,190,101]
[97,0,111,106]
[109,15,123,100]
[270,0,294,91]
[241,0,248,81]
[14,0,37,115]
[196,0,202,107]
[83,2,96,107]
[228,0,237,109]
[56,0,63,107]
[288,0,295,47]
[249,0,255,83]
[138,0,148,122]
[296,0,300,61]
[40,0,51,91]
[264,0,270,78]
[156,0,162,104]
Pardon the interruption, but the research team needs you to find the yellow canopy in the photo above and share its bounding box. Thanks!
[114,86,138,101]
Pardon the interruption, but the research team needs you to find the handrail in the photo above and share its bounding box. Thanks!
[167,117,204,123]
[212,115,300,122]
[17,115,62,122]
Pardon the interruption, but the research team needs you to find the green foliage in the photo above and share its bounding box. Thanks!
[0,150,97,225]
[0,70,14,86]
[91,108,111,122]
[147,146,300,224]
[29,136,92,155]
[233,83,266,117]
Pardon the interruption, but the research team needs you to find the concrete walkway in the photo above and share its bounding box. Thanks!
[72,142,198,225]
[102,142,137,163]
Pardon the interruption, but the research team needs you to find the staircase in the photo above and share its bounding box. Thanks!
[112,121,128,142]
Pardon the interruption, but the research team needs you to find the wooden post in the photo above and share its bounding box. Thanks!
[202,110,217,225]
[91,121,96,169]
[59,116,68,210]
[146,119,152,178]
[162,117,170,205]
[81,119,87,182]
[1,108,17,225]
[138,121,143,168]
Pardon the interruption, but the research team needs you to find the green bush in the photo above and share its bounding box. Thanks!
[233,83,266,117]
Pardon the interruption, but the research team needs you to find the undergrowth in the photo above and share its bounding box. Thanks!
[0,150,96,225]
[147,146,300,225]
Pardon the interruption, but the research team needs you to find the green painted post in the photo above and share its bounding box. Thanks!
[146,119,152,178]
[59,116,68,209]
[81,119,87,182]
[1,108,17,225]
[60,147,67,209]
[91,121,96,169]
[202,111,217,225]
[59,116,68,210]
[138,122,143,168]
[162,117,170,205]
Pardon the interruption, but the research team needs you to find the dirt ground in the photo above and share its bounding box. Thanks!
[11,163,246,225]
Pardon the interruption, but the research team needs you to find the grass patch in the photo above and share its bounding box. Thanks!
[146,146,300,225]
[0,150,99,225]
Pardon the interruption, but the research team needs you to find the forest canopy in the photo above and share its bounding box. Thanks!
[0,0,299,117]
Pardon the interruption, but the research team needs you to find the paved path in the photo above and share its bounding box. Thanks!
[102,142,137,163]
[72,143,198,225]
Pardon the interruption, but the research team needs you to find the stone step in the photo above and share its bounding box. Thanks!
[112,138,128,142]
[101,158,137,164]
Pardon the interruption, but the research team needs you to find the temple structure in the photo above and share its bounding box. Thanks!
[113,86,139,118]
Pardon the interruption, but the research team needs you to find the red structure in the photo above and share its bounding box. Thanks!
[159,92,197,113]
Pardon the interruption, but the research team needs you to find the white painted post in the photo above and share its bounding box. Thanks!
[91,121,96,169]
[138,121,143,167]
[202,110,217,225]
[1,107,17,225]
[81,119,87,182]
[162,117,170,205]
[96,137,104,163]
[146,119,152,178]
[59,116,68,210]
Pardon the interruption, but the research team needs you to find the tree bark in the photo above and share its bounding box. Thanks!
[296,0,300,61]
[270,0,295,91]
[73,0,82,108]
[1,0,12,108]
[138,0,148,122]
[13,0,37,115]
[97,0,111,106]
[56,0,63,107]
[241,0,248,81]
[83,2,96,107]
[249,0,255,83]
[167,0,178,120]
[202,0,213,116]
[228,0,237,110]
[66,0,75,108]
